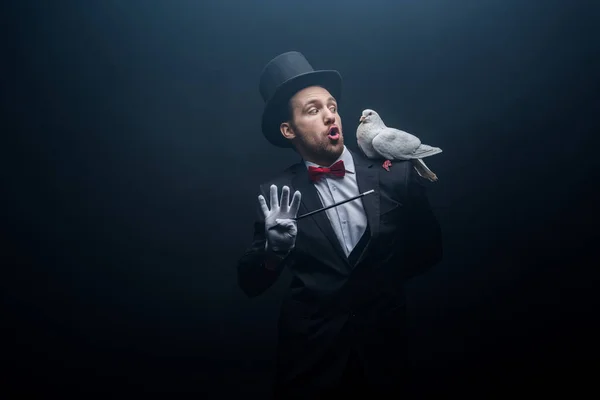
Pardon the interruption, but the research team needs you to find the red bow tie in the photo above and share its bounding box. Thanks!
[308,160,346,182]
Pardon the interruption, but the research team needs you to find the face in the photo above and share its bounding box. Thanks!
[280,86,344,166]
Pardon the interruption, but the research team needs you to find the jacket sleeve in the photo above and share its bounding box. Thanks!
[402,165,443,278]
[236,186,291,297]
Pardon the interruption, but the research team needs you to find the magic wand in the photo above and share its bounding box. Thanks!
[293,189,375,221]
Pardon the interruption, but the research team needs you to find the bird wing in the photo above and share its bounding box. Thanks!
[371,127,421,160]
[412,144,443,158]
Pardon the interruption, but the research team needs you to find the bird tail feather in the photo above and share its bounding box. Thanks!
[412,159,438,182]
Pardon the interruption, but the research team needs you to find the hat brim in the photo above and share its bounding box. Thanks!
[261,70,342,148]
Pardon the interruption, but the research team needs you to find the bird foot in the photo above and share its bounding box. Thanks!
[382,160,392,171]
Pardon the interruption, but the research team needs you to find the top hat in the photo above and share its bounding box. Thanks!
[259,51,342,148]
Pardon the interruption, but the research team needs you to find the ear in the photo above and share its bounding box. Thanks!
[280,122,296,140]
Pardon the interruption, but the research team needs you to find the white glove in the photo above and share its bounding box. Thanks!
[258,184,302,254]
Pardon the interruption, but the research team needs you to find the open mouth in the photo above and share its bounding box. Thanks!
[327,126,340,140]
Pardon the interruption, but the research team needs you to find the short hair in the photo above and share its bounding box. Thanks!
[274,98,297,131]
[277,98,298,152]
[285,97,295,125]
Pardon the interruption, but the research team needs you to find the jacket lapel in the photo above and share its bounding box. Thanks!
[291,163,351,268]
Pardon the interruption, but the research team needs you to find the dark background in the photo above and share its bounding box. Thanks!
[2,0,599,397]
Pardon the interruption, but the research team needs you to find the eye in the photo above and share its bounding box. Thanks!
[330,106,337,113]
[368,112,373,116]
[308,108,318,115]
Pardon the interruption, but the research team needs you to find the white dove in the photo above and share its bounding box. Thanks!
[356,109,442,182]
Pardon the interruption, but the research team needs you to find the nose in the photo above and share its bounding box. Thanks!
[323,108,336,124]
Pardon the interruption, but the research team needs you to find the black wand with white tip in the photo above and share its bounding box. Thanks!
[293,189,375,221]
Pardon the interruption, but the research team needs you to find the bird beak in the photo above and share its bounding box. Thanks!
[359,116,365,123]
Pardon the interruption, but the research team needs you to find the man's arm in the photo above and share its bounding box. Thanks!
[236,188,293,297]
[402,165,443,278]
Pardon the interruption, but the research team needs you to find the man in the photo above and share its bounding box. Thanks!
[237,51,442,399]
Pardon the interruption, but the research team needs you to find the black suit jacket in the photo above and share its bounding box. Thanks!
[237,148,442,395]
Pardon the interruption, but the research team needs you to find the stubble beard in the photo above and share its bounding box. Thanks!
[303,135,344,165]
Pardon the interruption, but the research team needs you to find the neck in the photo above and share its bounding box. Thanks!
[299,148,342,167]
[307,157,336,167]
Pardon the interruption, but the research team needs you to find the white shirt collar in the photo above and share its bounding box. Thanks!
[303,145,355,174]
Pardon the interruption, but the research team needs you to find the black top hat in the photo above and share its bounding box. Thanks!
[259,51,342,148]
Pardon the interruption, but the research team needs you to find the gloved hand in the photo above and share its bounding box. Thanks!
[258,184,302,254]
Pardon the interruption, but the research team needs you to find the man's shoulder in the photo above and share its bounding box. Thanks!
[351,147,413,183]
[256,160,304,192]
